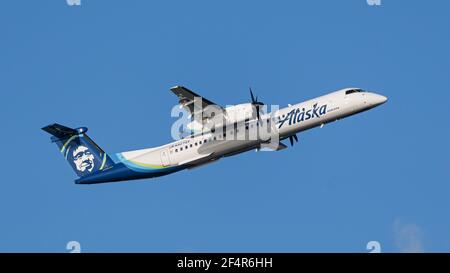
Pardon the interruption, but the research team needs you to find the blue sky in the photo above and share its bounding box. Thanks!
[0,0,449,252]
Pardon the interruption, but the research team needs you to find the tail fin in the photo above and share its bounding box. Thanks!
[42,123,114,177]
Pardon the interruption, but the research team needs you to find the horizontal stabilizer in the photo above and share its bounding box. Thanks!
[42,123,79,139]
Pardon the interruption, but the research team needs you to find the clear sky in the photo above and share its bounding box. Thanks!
[0,0,449,252]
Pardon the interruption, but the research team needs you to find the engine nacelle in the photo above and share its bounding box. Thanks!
[184,103,257,136]
[224,103,255,124]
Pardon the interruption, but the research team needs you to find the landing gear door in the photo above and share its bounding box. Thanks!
[160,149,170,167]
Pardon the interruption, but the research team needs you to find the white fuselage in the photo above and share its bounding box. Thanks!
[117,88,387,171]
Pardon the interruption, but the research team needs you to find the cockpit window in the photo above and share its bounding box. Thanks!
[345,89,363,95]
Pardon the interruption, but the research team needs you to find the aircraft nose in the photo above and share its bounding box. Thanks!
[370,93,387,106]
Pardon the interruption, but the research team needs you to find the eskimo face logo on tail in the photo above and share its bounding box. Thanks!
[72,145,95,173]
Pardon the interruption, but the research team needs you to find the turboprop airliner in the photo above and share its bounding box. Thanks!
[42,86,387,184]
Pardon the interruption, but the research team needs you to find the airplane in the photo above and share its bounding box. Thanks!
[42,86,387,184]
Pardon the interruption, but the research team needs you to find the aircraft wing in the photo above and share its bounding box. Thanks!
[170,86,225,125]
[178,152,214,166]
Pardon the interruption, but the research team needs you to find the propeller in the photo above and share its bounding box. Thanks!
[249,87,264,121]
[288,134,298,146]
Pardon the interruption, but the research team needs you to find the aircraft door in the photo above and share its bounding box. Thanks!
[160,149,171,167]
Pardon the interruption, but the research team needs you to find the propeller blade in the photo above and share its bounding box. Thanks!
[249,87,256,103]
[293,134,298,142]
[289,136,294,146]
[249,86,264,120]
